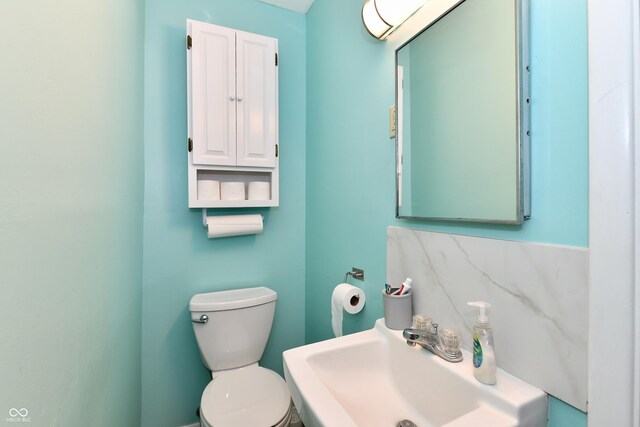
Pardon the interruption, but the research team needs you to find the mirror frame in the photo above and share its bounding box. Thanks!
[394,0,531,224]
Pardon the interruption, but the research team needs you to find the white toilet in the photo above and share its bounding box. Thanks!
[189,287,292,427]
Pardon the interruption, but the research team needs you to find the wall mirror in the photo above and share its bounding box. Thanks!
[395,0,530,224]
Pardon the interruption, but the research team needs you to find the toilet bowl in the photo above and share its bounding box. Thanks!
[200,365,292,427]
[190,287,292,427]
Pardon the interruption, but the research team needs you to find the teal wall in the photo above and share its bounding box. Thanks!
[0,0,145,426]
[306,0,587,425]
[142,1,306,426]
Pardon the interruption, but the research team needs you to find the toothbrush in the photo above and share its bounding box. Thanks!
[393,278,412,296]
[385,283,400,295]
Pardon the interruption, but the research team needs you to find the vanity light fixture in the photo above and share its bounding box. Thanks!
[362,0,426,40]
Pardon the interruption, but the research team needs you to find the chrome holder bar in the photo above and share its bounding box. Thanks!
[344,267,365,282]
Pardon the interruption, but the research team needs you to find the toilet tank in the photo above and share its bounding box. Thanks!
[189,287,277,371]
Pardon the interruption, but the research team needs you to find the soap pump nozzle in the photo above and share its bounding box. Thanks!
[467,301,491,324]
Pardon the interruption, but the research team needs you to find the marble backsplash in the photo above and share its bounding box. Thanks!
[386,227,588,411]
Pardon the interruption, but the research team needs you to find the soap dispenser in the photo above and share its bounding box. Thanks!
[467,301,496,385]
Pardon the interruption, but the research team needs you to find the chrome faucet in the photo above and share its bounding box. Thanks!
[403,323,463,363]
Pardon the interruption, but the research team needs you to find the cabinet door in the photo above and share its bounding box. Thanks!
[236,31,278,168]
[190,21,237,166]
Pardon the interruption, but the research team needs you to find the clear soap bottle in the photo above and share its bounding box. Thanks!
[467,301,496,385]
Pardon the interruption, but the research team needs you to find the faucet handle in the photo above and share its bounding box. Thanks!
[439,328,462,355]
[412,315,432,331]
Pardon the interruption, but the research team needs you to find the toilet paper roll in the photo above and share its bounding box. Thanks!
[331,283,366,337]
[198,179,220,201]
[206,214,263,239]
[248,181,271,201]
[220,182,246,200]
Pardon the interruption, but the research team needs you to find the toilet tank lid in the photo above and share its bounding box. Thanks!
[189,287,277,312]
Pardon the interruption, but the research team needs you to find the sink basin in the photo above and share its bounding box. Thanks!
[283,319,547,427]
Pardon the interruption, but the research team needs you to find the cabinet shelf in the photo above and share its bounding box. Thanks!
[189,199,278,208]
[188,165,279,208]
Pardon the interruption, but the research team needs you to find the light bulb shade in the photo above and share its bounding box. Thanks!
[362,0,426,40]
[362,0,392,39]
[376,0,426,26]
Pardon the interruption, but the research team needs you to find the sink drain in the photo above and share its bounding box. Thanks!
[396,420,417,427]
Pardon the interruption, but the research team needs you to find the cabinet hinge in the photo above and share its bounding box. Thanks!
[188,138,193,152]
[275,144,279,157]
[187,35,192,50]
[275,52,278,66]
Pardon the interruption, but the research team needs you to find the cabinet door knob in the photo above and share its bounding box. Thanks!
[237,97,243,102]
[229,96,235,101]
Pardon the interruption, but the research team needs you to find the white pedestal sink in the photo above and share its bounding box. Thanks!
[283,319,547,427]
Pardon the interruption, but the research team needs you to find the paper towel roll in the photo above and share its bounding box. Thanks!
[331,283,366,337]
[206,214,263,239]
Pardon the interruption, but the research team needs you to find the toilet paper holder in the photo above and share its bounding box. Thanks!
[344,267,365,282]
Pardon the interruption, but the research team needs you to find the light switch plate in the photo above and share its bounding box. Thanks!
[389,105,397,139]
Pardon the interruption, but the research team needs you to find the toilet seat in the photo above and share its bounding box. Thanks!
[201,366,291,427]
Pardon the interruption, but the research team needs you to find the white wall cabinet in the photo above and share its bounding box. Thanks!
[187,20,279,208]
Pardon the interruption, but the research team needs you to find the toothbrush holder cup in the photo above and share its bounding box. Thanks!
[382,290,413,330]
